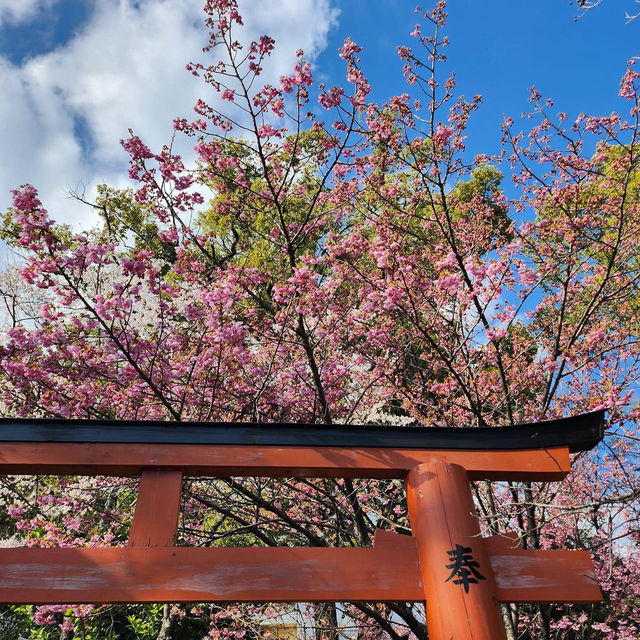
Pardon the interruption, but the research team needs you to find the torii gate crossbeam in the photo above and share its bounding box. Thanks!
[0,411,606,640]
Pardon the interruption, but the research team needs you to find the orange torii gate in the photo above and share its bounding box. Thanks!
[0,412,605,640]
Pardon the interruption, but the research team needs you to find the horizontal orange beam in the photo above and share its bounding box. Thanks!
[375,530,602,603]
[0,534,601,604]
[489,543,602,603]
[0,443,570,480]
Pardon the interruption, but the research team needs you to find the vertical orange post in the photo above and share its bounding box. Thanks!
[128,470,183,547]
[406,461,506,640]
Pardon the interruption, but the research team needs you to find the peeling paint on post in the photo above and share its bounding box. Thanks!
[406,461,507,640]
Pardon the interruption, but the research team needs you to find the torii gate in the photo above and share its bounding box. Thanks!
[0,411,605,640]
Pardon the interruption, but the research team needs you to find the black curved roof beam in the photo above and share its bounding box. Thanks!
[0,410,605,453]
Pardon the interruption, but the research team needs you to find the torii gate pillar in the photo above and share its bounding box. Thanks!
[407,461,507,640]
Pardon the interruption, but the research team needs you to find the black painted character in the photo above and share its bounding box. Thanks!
[444,544,486,593]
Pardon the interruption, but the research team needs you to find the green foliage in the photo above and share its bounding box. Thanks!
[95,185,177,269]
[451,165,513,250]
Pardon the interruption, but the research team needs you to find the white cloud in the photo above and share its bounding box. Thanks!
[0,0,339,232]
[0,0,57,26]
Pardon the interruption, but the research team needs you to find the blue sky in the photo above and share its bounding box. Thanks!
[0,0,90,65]
[0,0,638,231]
[317,0,640,159]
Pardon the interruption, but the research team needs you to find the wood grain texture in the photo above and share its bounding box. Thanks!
[128,470,183,547]
[406,461,507,640]
[488,545,603,603]
[0,547,419,604]
[0,443,570,480]
[374,531,602,603]
[0,536,602,605]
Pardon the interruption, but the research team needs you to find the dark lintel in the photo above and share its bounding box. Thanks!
[0,411,605,453]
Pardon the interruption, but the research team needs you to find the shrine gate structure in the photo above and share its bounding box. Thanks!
[0,411,605,640]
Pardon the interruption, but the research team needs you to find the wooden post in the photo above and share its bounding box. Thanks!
[406,461,507,640]
[128,470,183,547]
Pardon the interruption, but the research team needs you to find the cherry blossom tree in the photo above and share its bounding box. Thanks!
[1,1,640,638]
[574,0,640,22]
